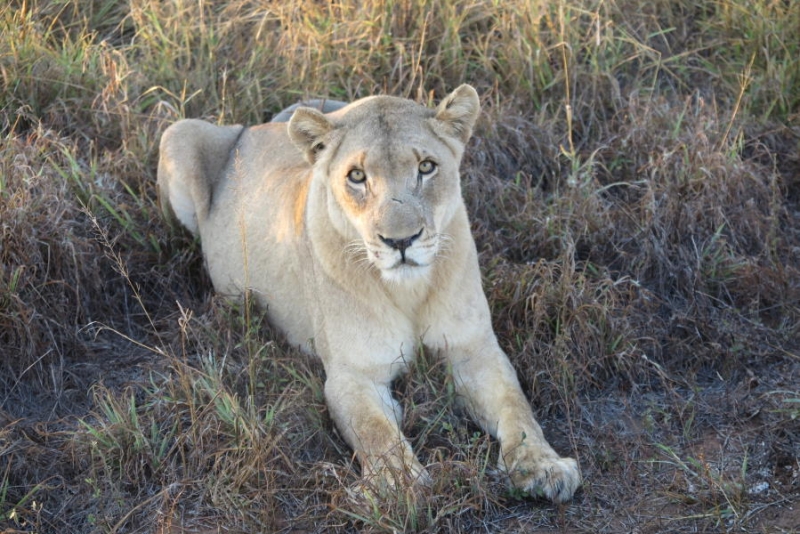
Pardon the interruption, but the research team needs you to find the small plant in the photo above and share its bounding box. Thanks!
[0,463,45,530]
[765,390,800,420]
[653,443,750,527]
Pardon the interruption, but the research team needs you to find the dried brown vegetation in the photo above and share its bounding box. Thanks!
[1,0,799,532]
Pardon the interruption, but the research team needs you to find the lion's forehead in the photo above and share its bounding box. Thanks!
[336,115,446,168]
[342,95,433,121]
[338,98,437,139]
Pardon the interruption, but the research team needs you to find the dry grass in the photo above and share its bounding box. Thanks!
[2,0,799,532]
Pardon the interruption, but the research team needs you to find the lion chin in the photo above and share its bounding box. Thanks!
[379,262,432,284]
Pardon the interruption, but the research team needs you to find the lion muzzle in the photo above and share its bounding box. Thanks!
[378,229,423,263]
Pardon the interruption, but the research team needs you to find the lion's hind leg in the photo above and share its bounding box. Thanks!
[157,119,244,235]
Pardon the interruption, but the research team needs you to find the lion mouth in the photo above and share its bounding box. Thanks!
[365,236,437,280]
[394,257,423,268]
[377,248,432,272]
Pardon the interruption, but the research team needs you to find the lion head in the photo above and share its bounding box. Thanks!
[287,85,480,283]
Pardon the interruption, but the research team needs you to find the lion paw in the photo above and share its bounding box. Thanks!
[363,453,432,492]
[503,450,581,503]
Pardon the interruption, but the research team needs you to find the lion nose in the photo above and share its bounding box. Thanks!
[379,229,423,261]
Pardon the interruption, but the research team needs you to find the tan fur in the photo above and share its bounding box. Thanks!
[157,85,581,502]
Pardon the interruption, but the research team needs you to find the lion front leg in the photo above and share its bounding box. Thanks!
[324,371,430,489]
[448,341,581,503]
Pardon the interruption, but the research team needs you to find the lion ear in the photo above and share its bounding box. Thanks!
[288,107,335,164]
[432,84,480,144]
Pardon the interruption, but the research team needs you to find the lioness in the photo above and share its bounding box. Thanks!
[157,85,581,502]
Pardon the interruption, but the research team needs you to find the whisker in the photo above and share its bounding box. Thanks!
[343,239,378,276]
[343,239,367,265]
[354,256,374,276]
[434,232,454,259]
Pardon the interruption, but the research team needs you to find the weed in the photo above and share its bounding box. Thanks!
[654,443,750,528]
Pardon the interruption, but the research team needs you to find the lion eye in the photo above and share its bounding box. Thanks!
[347,169,366,185]
[418,160,436,175]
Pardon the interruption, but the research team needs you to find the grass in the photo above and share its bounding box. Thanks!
[1,0,799,532]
